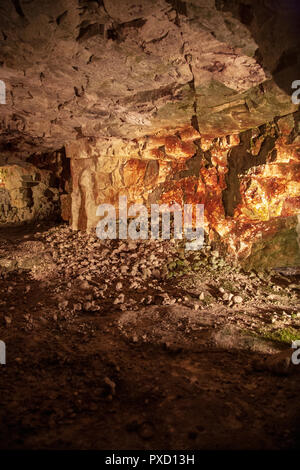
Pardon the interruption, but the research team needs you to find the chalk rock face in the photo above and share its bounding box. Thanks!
[0,0,299,263]
[0,0,299,157]
[0,162,60,224]
[68,110,300,259]
[0,150,69,224]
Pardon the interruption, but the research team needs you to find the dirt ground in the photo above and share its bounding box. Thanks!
[0,221,299,450]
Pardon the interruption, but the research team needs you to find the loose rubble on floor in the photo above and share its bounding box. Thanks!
[1,222,299,350]
[0,221,299,449]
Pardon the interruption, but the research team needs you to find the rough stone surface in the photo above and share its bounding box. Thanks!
[69,111,300,259]
[0,149,70,224]
[0,161,60,224]
[0,0,299,263]
[0,0,299,157]
[0,221,300,449]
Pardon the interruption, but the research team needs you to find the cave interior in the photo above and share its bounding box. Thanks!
[0,0,299,451]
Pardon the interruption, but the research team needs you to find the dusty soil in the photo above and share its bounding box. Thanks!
[0,221,299,450]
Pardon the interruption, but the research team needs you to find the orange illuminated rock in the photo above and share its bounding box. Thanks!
[179,127,201,142]
[122,160,147,187]
[68,111,300,261]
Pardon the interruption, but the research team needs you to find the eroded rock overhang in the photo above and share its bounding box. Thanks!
[66,110,300,259]
[0,0,299,263]
[0,0,299,156]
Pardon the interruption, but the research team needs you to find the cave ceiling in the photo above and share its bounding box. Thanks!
[0,0,299,159]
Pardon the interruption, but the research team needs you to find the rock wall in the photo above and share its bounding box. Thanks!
[0,149,70,225]
[0,162,59,224]
[0,0,299,157]
[67,110,300,260]
[0,0,299,266]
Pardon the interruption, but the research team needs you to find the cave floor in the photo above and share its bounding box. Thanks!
[0,222,299,450]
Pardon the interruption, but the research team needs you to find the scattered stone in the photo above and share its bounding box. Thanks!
[4,316,12,326]
[104,377,116,396]
[114,294,125,305]
[152,269,161,279]
[83,301,93,311]
[58,300,69,309]
[79,280,90,290]
[139,422,154,440]
[233,296,243,304]
[73,303,82,311]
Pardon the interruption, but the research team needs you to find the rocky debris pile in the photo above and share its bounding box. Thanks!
[117,304,215,347]
[43,225,300,347]
[0,223,299,354]
[0,238,55,279]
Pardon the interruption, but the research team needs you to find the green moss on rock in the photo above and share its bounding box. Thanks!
[243,222,300,271]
